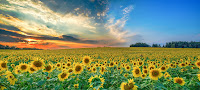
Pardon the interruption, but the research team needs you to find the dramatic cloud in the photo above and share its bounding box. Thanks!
[0,0,135,49]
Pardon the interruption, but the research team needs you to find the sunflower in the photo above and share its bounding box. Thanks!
[88,75,105,89]
[43,64,53,73]
[14,69,21,74]
[143,65,147,69]
[138,61,144,66]
[117,67,121,70]
[92,67,97,73]
[67,68,73,74]
[74,63,83,74]
[195,60,200,68]
[31,59,45,70]
[56,63,62,68]
[141,74,147,79]
[5,73,17,85]
[18,63,29,73]
[174,77,185,86]
[95,63,99,67]
[124,73,128,78]
[149,69,163,80]
[142,69,148,74]
[28,66,37,74]
[0,61,7,70]
[133,62,137,66]
[74,84,79,88]
[132,67,141,77]
[82,56,91,66]
[125,65,131,71]
[120,79,138,90]
[87,66,91,71]
[100,66,106,75]
[11,64,15,68]
[179,63,186,68]
[148,65,155,70]
[66,62,71,68]
[164,72,170,78]
[128,79,138,90]
[58,72,69,81]
[109,61,114,67]
[159,65,167,72]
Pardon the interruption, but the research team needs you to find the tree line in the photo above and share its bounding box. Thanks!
[0,44,42,50]
[130,41,200,48]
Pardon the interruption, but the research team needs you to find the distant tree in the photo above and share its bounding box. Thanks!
[5,45,10,49]
[152,44,161,47]
[0,44,5,49]
[164,41,200,48]
[130,43,150,47]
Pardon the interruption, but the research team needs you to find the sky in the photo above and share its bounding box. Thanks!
[0,0,199,49]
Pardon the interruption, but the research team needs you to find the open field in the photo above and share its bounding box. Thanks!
[0,47,200,90]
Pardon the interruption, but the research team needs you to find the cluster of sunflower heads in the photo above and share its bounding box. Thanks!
[4,71,17,85]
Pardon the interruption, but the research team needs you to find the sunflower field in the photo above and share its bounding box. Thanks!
[0,47,200,90]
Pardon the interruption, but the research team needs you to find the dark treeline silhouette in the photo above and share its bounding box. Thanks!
[0,44,42,50]
[130,42,151,47]
[165,41,200,48]
[130,41,200,48]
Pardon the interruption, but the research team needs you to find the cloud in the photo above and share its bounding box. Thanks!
[0,0,135,49]
[104,5,135,46]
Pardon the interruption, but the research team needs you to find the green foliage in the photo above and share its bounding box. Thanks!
[130,42,151,47]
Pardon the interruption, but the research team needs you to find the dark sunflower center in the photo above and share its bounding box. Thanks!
[124,84,130,90]
[45,66,51,71]
[150,67,154,70]
[87,67,90,70]
[61,73,67,78]
[101,67,104,72]
[33,61,42,67]
[57,64,61,67]
[1,63,7,68]
[84,58,89,63]
[144,70,147,73]
[75,85,78,88]
[161,67,166,70]
[75,65,81,71]
[21,65,27,70]
[143,66,147,69]
[152,70,159,76]
[127,66,130,69]
[135,69,140,74]
[30,67,35,71]
[176,79,183,84]
[67,63,70,66]
[197,62,200,66]
[110,62,114,66]
[69,69,73,73]
[93,68,96,71]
